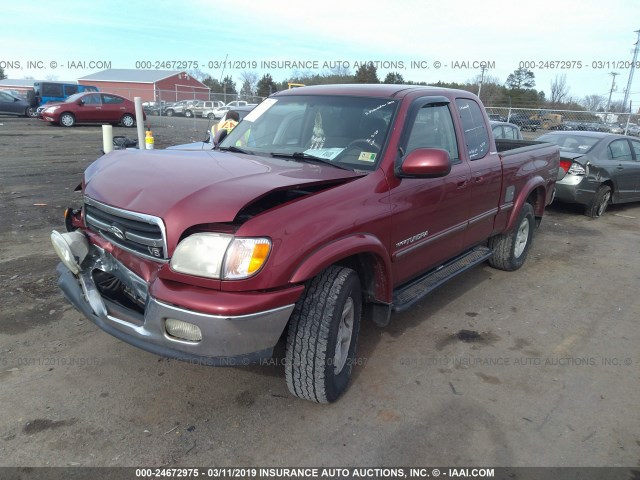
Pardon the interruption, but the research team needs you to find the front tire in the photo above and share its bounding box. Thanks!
[59,112,75,127]
[488,202,535,271]
[585,185,611,218]
[166,109,174,117]
[285,266,362,403]
[120,114,135,128]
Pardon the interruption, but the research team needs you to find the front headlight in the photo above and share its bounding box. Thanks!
[170,233,271,280]
[170,233,233,278]
[45,106,60,112]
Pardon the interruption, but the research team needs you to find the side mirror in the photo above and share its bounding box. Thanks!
[77,99,84,106]
[398,148,451,178]
[213,128,228,147]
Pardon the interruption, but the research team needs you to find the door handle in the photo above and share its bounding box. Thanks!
[616,164,624,170]
[457,180,467,188]
[474,176,484,183]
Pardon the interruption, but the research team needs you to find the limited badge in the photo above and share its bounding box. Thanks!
[358,152,377,162]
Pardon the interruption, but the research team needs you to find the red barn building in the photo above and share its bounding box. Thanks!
[78,69,209,103]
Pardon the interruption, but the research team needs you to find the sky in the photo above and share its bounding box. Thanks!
[2,0,640,108]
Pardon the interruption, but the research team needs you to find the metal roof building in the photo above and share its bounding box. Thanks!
[77,69,210,102]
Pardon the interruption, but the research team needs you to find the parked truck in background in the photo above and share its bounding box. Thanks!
[52,85,560,403]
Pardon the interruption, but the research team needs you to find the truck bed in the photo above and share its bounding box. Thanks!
[495,139,553,157]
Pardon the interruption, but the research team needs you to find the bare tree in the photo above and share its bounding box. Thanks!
[187,68,208,82]
[608,100,626,113]
[238,71,259,97]
[582,94,606,111]
[550,74,570,105]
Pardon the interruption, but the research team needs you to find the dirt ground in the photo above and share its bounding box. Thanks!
[0,115,639,469]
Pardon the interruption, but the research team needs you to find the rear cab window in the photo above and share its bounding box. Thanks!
[456,98,489,160]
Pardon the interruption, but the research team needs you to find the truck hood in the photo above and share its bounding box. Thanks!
[83,149,361,243]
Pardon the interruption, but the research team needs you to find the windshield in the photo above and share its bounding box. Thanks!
[65,93,84,103]
[537,133,600,154]
[219,95,398,171]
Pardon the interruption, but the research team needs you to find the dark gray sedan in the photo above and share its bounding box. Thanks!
[491,121,523,140]
[537,131,640,217]
[0,90,30,117]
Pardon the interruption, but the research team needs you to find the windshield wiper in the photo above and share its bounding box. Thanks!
[270,152,350,170]
[219,145,252,155]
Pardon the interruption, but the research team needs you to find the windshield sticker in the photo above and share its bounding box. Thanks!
[358,152,377,162]
[308,112,326,149]
[243,98,277,123]
[365,100,395,116]
[303,147,344,160]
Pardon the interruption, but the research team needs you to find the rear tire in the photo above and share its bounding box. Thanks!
[285,266,362,403]
[120,114,135,128]
[488,202,535,271]
[185,110,193,118]
[585,185,611,218]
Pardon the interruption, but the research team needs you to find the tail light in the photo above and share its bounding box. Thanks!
[559,159,572,172]
[568,163,586,175]
[560,159,587,176]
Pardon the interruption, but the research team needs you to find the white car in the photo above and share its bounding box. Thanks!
[203,105,231,120]
[185,101,226,118]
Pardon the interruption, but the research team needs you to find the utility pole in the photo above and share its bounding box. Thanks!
[605,72,619,122]
[623,29,640,113]
[477,64,487,99]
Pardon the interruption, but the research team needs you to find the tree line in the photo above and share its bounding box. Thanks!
[191,63,633,114]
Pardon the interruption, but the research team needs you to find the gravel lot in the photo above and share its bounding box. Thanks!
[0,115,639,468]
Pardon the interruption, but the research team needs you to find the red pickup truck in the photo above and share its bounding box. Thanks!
[52,85,559,403]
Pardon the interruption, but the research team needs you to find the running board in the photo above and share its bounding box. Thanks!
[392,246,493,312]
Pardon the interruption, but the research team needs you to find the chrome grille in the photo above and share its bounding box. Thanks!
[84,197,168,262]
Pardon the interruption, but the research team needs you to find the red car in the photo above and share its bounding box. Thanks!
[39,92,143,127]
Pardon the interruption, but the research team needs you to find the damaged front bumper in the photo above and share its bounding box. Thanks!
[53,231,295,366]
